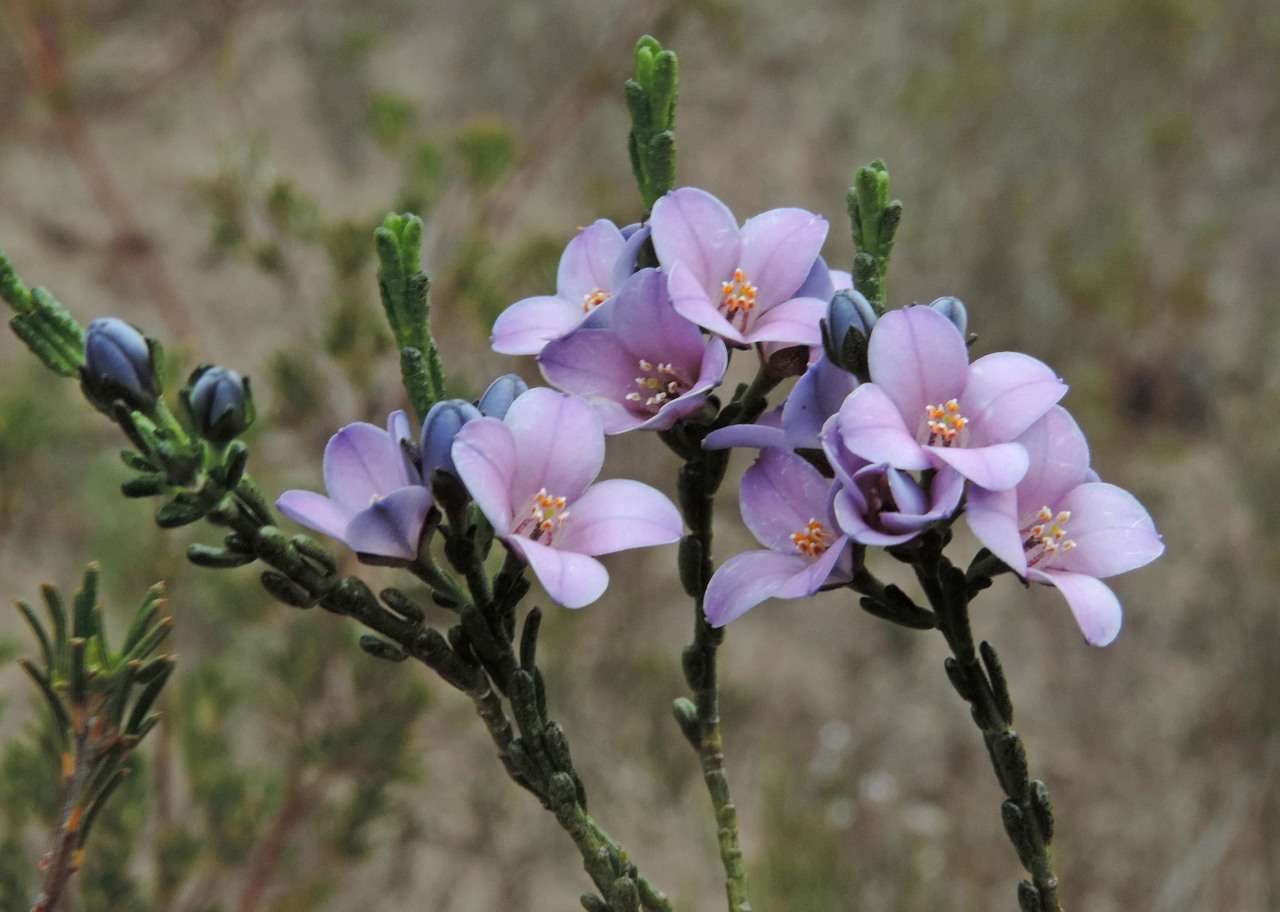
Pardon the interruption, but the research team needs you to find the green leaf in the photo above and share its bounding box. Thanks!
[15,601,52,672]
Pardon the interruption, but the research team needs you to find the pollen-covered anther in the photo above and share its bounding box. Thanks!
[518,488,570,538]
[628,359,690,412]
[790,518,832,558]
[582,288,610,312]
[923,399,969,445]
[720,268,758,317]
[1023,505,1076,567]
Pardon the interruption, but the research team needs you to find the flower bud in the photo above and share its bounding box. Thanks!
[821,290,877,379]
[929,296,968,337]
[83,317,159,410]
[420,398,482,478]
[184,365,254,445]
[476,373,528,419]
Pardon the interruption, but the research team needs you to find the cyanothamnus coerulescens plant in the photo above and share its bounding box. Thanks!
[1,32,1163,912]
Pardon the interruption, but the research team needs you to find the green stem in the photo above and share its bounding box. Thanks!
[914,550,1063,912]
[669,365,781,912]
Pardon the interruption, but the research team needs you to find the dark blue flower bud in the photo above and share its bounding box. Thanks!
[929,296,968,337]
[83,317,159,410]
[821,290,877,379]
[185,365,254,445]
[420,398,482,478]
[476,374,528,419]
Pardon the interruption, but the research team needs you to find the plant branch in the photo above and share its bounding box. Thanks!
[913,542,1064,912]
[664,364,781,912]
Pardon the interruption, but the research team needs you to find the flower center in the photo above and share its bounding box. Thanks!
[515,488,570,542]
[922,399,969,447]
[720,268,758,327]
[790,518,831,558]
[625,359,690,412]
[582,288,610,313]
[1022,505,1076,568]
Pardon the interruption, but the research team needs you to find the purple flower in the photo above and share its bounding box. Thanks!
[820,416,964,546]
[965,406,1164,646]
[491,220,650,355]
[277,411,432,561]
[538,269,728,433]
[451,388,683,608]
[703,354,855,452]
[835,305,1067,492]
[704,448,852,627]
[650,187,829,347]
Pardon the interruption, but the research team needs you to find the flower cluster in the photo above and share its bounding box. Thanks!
[282,184,1161,646]
[703,302,1162,645]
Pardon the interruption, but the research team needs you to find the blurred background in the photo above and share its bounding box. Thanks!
[0,0,1276,909]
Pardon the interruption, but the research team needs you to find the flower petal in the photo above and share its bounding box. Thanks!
[344,486,433,560]
[554,479,683,556]
[782,356,857,449]
[505,388,604,504]
[867,305,969,426]
[539,328,639,403]
[836,383,931,471]
[961,352,1068,446]
[926,442,1029,491]
[1014,405,1091,517]
[965,486,1028,576]
[740,448,834,551]
[1053,482,1164,578]
[703,420,789,452]
[609,268,709,370]
[650,187,741,297]
[451,416,518,535]
[744,296,827,347]
[558,219,626,302]
[793,255,836,302]
[668,263,746,343]
[1030,568,1123,647]
[703,549,812,627]
[926,466,966,519]
[609,224,651,291]
[509,536,609,609]
[834,488,920,546]
[323,422,411,512]
[276,490,352,542]
[492,295,583,355]
[820,412,869,488]
[738,208,828,307]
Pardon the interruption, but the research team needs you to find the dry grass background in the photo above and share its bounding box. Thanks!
[1,0,1278,909]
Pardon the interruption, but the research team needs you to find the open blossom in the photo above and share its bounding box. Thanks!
[704,448,852,627]
[650,187,829,347]
[491,220,650,355]
[965,406,1164,646]
[277,411,432,561]
[703,354,855,452]
[821,416,964,546]
[451,388,682,608]
[538,268,728,433]
[836,305,1067,492]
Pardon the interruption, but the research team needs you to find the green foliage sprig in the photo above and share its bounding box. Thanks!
[847,159,903,314]
[626,36,679,212]
[15,566,174,912]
